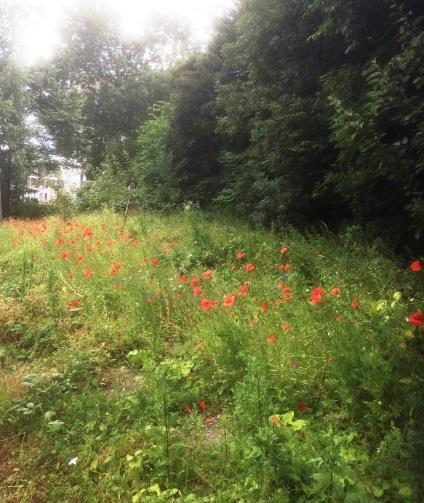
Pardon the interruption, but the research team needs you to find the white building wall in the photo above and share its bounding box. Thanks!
[60,167,86,198]
[26,168,86,203]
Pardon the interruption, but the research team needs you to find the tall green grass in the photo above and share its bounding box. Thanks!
[0,210,422,502]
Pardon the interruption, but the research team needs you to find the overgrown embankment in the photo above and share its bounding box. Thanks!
[0,211,423,502]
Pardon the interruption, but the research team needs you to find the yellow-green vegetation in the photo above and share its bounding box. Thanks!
[0,211,423,502]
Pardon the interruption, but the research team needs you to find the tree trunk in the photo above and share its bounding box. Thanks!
[1,164,11,218]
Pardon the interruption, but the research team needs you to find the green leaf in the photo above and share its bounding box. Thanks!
[398,485,413,497]
[47,420,65,431]
[148,483,161,496]
[291,419,307,431]
[280,411,295,425]
[372,485,385,497]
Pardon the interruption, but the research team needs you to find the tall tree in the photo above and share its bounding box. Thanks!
[213,0,337,225]
[134,14,238,208]
[312,0,424,247]
[30,8,187,177]
[0,2,32,218]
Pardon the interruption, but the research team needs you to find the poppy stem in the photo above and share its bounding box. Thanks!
[256,370,262,423]
[163,390,171,484]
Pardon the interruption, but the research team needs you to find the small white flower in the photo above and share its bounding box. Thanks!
[68,457,78,466]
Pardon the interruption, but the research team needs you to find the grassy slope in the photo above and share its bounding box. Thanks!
[0,210,423,502]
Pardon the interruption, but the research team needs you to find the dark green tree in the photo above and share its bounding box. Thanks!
[0,2,37,219]
[315,0,424,247]
[214,0,336,225]
[30,8,169,176]
[133,15,237,208]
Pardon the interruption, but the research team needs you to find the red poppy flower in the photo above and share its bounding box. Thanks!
[190,277,201,287]
[267,335,277,345]
[163,246,171,254]
[240,282,250,296]
[67,299,81,309]
[183,406,193,414]
[408,311,424,327]
[278,264,291,271]
[76,253,84,262]
[82,228,93,238]
[236,251,246,260]
[110,262,122,277]
[262,303,268,312]
[193,286,202,297]
[203,269,214,279]
[245,263,255,272]
[179,274,188,282]
[204,417,217,426]
[280,247,288,254]
[310,287,325,304]
[351,299,360,310]
[330,288,341,296]
[198,400,207,412]
[149,258,159,267]
[410,260,423,272]
[200,298,217,311]
[271,415,279,426]
[223,294,236,308]
[297,400,307,413]
[282,286,293,301]
[60,250,70,260]
[83,268,94,278]
[282,322,290,332]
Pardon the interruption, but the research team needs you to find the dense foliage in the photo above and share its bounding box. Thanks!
[1,211,423,501]
[2,0,423,250]
[133,0,424,252]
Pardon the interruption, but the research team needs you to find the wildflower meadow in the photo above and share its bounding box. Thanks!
[0,210,423,502]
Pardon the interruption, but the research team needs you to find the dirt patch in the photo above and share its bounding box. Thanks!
[0,364,37,402]
[0,298,25,344]
[177,415,226,450]
[100,366,145,395]
[0,435,25,498]
[0,435,48,503]
[202,420,225,445]
[1,373,27,402]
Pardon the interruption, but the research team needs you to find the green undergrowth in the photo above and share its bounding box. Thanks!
[0,210,423,502]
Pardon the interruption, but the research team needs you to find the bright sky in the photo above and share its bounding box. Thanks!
[12,0,236,65]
